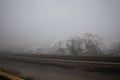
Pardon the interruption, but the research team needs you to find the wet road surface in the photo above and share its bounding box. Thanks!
[0,58,120,80]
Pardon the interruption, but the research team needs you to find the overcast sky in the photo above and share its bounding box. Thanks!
[0,0,120,50]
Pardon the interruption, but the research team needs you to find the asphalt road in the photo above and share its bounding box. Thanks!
[0,58,120,80]
[0,54,120,80]
[1,53,120,63]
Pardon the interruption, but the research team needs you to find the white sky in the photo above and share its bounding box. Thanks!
[0,0,120,50]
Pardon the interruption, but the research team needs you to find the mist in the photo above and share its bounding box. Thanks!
[0,0,120,51]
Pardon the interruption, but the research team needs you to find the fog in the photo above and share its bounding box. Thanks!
[0,0,120,51]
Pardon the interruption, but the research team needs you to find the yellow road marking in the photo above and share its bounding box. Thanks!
[0,70,24,80]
